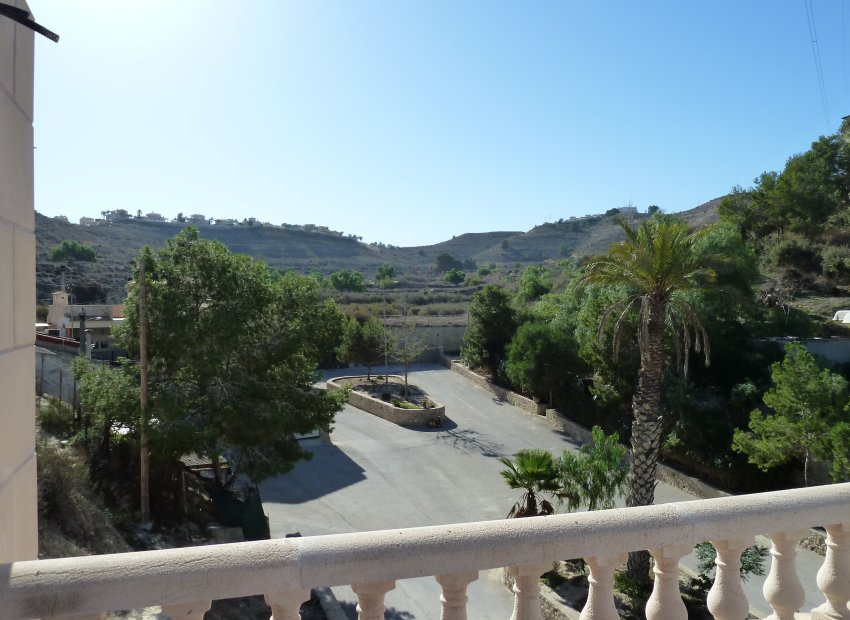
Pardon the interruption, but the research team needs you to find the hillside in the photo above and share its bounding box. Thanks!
[36,200,722,304]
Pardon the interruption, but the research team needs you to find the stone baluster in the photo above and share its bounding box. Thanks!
[580,553,626,620]
[351,580,396,620]
[508,561,550,620]
[436,570,478,620]
[265,588,311,620]
[706,537,752,620]
[161,601,212,620]
[763,529,807,620]
[812,523,850,620]
[646,545,690,620]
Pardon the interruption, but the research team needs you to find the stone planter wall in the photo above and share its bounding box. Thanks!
[449,362,546,416]
[326,376,445,428]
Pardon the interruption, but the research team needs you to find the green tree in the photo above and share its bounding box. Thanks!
[692,542,769,591]
[443,267,465,285]
[556,426,628,512]
[581,215,716,585]
[72,358,139,454]
[461,284,518,381]
[52,240,96,262]
[516,265,552,302]
[499,427,627,519]
[116,228,346,488]
[499,449,558,518]
[434,252,462,273]
[389,319,427,396]
[329,270,366,292]
[732,341,850,486]
[337,316,386,380]
[504,321,584,403]
[375,264,396,280]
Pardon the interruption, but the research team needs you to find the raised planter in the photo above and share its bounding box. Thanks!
[326,375,446,428]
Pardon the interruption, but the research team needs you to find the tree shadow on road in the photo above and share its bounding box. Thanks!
[338,601,416,619]
[259,442,366,504]
[435,427,505,458]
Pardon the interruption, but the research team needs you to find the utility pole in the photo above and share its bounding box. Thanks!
[78,310,87,356]
[139,256,151,524]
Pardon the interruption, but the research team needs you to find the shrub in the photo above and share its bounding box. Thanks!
[767,236,822,273]
[38,397,75,438]
[394,401,420,409]
[443,268,465,285]
[821,245,850,284]
[329,270,366,292]
[37,436,130,557]
[52,240,96,262]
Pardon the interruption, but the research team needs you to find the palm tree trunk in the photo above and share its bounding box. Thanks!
[626,298,666,587]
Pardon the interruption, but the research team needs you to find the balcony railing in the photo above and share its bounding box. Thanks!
[2,484,850,620]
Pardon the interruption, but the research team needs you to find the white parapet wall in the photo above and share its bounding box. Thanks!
[1,484,850,619]
[0,1,37,564]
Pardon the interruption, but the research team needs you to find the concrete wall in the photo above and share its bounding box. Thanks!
[801,337,850,365]
[0,0,37,563]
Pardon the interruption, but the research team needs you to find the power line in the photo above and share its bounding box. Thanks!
[843,1,847,114]
[804,0,830,125]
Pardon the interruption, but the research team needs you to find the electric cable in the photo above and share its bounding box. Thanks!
[804,0,830,125]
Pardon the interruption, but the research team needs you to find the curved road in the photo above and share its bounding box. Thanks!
[259,364,823,619]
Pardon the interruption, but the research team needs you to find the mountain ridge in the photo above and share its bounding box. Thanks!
[36,199,721,304]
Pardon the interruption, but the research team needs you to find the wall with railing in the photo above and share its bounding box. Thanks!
[2,484,849,620]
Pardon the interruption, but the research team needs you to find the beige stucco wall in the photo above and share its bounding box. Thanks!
[0,0,37,563]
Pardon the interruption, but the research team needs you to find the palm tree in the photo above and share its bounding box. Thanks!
[499,449,559,518]
[581,215,716,584]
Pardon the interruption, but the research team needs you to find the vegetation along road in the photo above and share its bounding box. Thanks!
[259,364,828,619]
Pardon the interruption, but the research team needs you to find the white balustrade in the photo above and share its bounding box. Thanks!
[351,580,395,620]
[764,529,807,620]
[646,544,690,620]
[2,484,850,620]
[812,522,850,620]
[580,553,625,620]
[265,589,310,620]
[707,537,753,620]
[435,571,478,620]
[160,601,211,620]
[509,561,550,620]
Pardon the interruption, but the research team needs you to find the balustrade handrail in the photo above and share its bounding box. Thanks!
[2,483,849,619]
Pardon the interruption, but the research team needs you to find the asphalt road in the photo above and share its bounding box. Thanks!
[259,364,825,619]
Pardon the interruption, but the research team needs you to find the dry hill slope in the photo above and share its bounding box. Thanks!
[36,200,722,304]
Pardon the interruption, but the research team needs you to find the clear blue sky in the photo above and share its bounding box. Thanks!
[29,1,850,247]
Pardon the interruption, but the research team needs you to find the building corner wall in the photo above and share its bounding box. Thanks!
[0,0,38,562]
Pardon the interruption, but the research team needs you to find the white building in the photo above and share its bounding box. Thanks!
[45,291,124,354]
